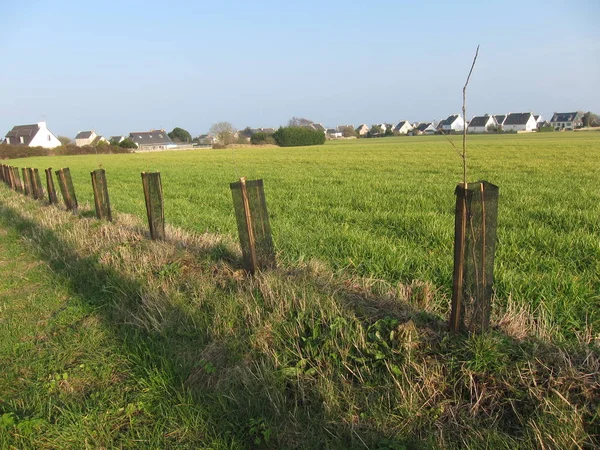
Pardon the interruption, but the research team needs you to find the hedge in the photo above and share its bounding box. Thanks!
[272,127,326,147]
[0,144,133,160]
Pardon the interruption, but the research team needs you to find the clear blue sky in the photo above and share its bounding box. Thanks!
[1,0,598,137]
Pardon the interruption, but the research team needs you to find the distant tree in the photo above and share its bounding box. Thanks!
[58,136,72,146]
[339,125,355,137]
[209,122,237,145]
[119,138,137,149]
[384,125,394,137]
[288,117,314,127]
[240,127,253,138]
[582,111,600,127]
[367,125,382,138]
[168,127,192,143]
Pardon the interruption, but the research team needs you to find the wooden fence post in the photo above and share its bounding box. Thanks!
[27,168,36,198]
[32,168,45,200]
[450,181,499,333]
[8,166,14,189]
[11,167,22,192]
[141,172,165,240]
[55,168,78,212]
[22,168,31,196]
[91,169,112,221]
[27,168,37,198]
[230,177,276,274]
[45,168,58,204]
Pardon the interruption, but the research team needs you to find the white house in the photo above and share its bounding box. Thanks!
[3,122,61,148]
[356,124,369,136]
[493,114,508,130]
[468,115,497,133]
[327,128,343,139]
[393,120,413,135]
[438,114,465,132]
[416,122,436,135]
[503,112,537,132]
[550,112,583,130]
[129,130,176,150]
[75,130,108,146]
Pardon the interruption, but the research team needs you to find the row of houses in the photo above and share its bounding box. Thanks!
[76,129,181,150]
[330,111,584,138]
[2,123,181,151]
[2,112,586,150]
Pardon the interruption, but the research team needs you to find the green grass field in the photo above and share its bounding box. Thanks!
[11,132,600,339]
[1,132,599,448]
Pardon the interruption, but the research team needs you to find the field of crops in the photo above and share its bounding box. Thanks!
[12,132,600,338]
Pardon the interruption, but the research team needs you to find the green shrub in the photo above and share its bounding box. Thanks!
[538,125,554,133]
[272,127,326,147]
[119,138,137,149]
[250,132,276,145]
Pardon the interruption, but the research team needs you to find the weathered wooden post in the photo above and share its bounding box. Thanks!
[450,181,499,333]
[27,168,37,198]
[45,168,58,204]
[32,168,45,200]
[11,167,22,192]
[7,166,14,189]
[0,164,5,183]
[27,168,42,200]
[55,168,78,212]
[91,169,112,221]
[230,177,276,274]
[141,172,165,240]
[22,168,32,196]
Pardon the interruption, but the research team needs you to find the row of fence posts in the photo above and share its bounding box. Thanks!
[0,163,498,334]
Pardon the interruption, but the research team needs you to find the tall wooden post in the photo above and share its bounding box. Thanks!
[11,167,22,192]
[22,168,31,196]
[450,181,499,333]
[27,168,38,198]
[141,172,165,240]
[32,168,44,200]
[45,168,58,204]
[230,178,276,274]
[55,168,78,212]
[450,185,467,332]
[91,169,112,221]
[239,177,259,274]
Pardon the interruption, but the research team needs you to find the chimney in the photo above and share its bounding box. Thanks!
[38,121,47,129]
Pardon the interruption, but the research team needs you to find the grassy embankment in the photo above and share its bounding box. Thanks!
[0,132,598,448]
